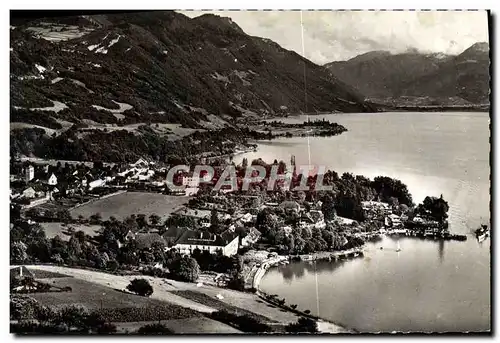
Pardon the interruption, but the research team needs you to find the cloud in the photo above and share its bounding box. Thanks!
[179,10,489,64]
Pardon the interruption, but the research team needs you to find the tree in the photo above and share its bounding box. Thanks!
[57,304,90,329]
[286,317,318,333]
[11,204,22,221]
[335,192,365,221]
[11,241,28,264]
[227,275,245,291]
[89,213,102,224]
[137,323,173,335]
[106,260,119,271]
[126,278,153,297]
[399,204,410,213]
[169,256,200,282]
[25,207,41,219]
[57,209,72,223]
[149,214,161,226]
[209,210,221,234]
[321,194,336,221]
[322,230,334,248]
[417,195,449,223]
[136,214,148,229]
[44,209,55,220]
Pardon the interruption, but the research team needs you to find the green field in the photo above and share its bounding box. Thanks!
[70,192,189,221]
[29,269,72,279]
[40,222,101,241]
[30,277,201,321]
[170,290,272,323]
[114,317,243,334]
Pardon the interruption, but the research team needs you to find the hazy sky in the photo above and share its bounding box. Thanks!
[179,10,489,64]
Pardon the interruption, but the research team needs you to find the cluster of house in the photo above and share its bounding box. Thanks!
[361,201,407,229]
[123,223,260,258]
[10,157,197,208]
[10,164,60,208]
[263,200,327,231]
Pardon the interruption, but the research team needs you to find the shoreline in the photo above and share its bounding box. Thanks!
[251,253,359,333]
[18,264,350,333]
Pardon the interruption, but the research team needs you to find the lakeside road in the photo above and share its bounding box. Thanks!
[24,265,349,333]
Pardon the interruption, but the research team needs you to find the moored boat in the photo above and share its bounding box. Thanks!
[475,224,489,242]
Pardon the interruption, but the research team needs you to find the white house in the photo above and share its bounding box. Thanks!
[182,175,200,196]
[130,158,149,168]
[173,231,239,257]
[240,212,254,223]
[241,228,261,246]
[22,187,36,199]
[47,173,58,186]
[25,165,34,182]
[89,179,106,190]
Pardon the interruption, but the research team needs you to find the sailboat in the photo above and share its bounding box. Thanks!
[395,240,402,252]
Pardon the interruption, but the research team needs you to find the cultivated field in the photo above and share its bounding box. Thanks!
[70,192,189,221]
[29,276,202,324]
[114,317,243,334]
[170,290,272,322]
[25,265,348,333]
[40,222,101,241]
[30,269,72,279]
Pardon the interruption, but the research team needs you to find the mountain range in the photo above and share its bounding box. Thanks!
[10,11,373,131]
[9,11,490,162]
[325,42,490,107]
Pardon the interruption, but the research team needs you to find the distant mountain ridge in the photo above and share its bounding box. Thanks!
[10,11,373,130]
[324,43,490,107]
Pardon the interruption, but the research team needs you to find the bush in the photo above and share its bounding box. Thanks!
[57,304,90,328]
[136,323,173,335]
[10,321,67,335]
[169,256,200,282]
[126,278,153,297]
[209,310,271,333]
[227,275,245,291]
[285,317,318,333]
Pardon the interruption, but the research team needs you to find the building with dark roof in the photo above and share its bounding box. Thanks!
[172,230,239,256]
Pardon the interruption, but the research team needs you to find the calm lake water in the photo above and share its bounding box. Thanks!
[235,112,491,333]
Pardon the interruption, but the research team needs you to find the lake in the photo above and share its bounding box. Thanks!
[235,112,491,333]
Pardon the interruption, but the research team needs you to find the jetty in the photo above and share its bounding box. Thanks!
[295,248,365,262]
[386,228,467,241]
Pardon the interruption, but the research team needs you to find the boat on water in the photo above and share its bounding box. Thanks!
[395,240,402,252]
[475,224,489,242]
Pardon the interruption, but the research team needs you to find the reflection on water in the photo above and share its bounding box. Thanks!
[280,259,346,284]
[438,240,445,263]
[262,236,490,332]
[246,112,490,333]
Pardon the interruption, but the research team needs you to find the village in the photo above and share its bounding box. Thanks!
[10,154,462,274]
[10,154,467,334]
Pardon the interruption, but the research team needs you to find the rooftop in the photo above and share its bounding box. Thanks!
[176,230,238,247]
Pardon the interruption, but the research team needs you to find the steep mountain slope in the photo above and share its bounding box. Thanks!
[324,51,452,98]
[325,43,490,106]
[10,11,373,130]
[398,42,490,104]
[10,11,376,162]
